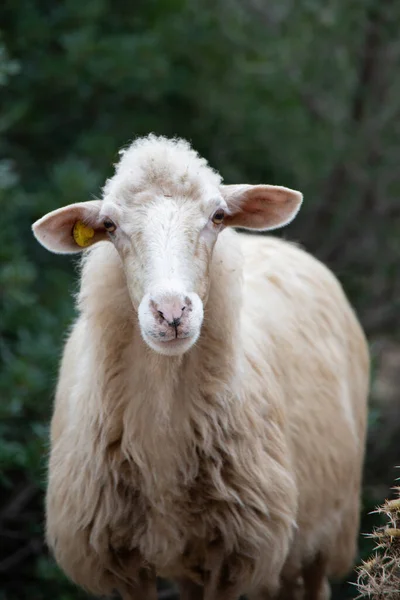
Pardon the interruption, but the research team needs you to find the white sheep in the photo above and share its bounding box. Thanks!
[32,135,369,600]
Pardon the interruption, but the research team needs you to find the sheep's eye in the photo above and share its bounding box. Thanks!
[212,209,225,225]
[103,219,116,233]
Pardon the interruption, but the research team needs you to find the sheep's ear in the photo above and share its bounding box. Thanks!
[32,200,108,254]
[220,184,303,231]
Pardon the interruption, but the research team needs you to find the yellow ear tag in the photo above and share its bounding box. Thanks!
[73,220,95,247]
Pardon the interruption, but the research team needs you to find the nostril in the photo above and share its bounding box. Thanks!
[167,317,181,327]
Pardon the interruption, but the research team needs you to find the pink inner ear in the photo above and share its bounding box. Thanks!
[245,196,267,215]
[246,190,289,223]
[48,211,77,236]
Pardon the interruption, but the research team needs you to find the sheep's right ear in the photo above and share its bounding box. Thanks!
[220,184,303,231]
[32,200,108,254]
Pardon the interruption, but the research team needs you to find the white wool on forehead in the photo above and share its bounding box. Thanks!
[102,134,222,202]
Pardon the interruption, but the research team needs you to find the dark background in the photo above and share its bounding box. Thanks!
[0,1,399,599]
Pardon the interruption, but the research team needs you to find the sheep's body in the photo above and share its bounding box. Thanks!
[47,228,368,598]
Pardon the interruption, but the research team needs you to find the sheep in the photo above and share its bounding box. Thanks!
[32,134,369,600]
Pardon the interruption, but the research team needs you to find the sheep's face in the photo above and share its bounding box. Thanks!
[101,191,226,355]
[32,140,303,357]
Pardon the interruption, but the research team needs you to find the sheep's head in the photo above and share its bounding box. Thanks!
[32,136,302,356]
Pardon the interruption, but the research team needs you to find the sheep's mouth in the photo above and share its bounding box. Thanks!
[147,328,193,343]
[143,331,199,356]
[158,332,192,343]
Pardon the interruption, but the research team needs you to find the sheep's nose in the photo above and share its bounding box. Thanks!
[157,307,185,327]
[150,295,190,329]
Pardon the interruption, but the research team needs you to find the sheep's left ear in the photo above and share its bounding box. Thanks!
[220,184,303,231]
[32,200,108,254]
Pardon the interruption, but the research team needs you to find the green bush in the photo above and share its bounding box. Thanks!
[0,1,398,598]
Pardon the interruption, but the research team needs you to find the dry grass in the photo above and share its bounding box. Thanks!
[356,480,400,599]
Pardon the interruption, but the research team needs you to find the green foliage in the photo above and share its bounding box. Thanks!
[0,0,398,598]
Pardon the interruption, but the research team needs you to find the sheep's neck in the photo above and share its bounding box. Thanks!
[116,292,241,492]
